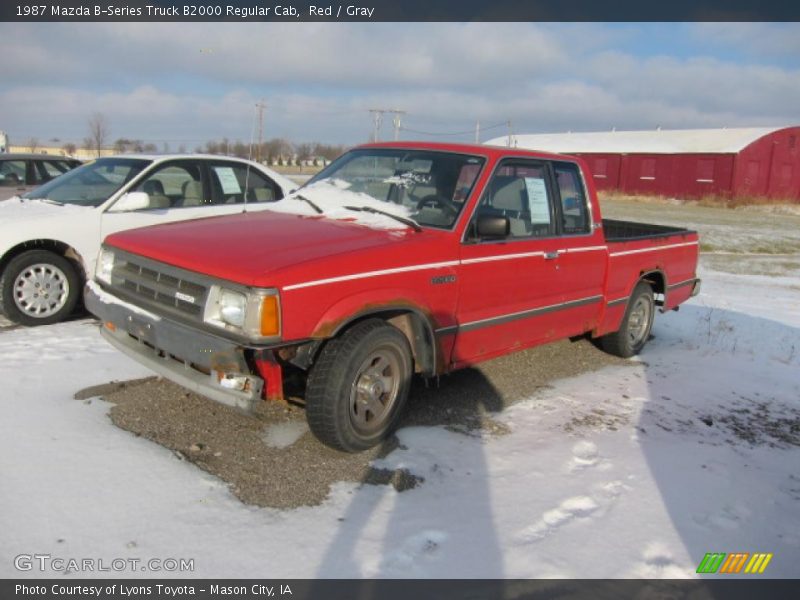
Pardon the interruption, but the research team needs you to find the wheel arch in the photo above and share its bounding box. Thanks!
[1,239,87,282]
[638,268,666,306]
[312,304,439,377]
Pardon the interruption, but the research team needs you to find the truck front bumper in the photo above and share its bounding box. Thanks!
[85,282,264,411]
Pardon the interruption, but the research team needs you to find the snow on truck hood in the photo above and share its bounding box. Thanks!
[269,178,416,231]
[104,208,418,288]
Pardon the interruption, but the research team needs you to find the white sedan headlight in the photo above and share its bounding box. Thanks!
[96,249,115,284]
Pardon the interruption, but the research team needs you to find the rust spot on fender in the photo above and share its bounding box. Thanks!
[310,298,450,375]
[209,349,249,374]
[310,298,430,339]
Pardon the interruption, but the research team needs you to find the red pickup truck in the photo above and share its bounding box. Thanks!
[85,142,700,452]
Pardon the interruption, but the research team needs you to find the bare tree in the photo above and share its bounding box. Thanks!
[87,112,110,157]
[62,142,77,156]
[295,143,313,163]
[27,138,40,153]
[113,138,132,153]
[232,140,248,158]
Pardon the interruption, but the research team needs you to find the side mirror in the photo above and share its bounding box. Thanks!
[476,215,510,238]
[112,191,150,212]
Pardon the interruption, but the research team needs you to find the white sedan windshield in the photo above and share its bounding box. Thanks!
[23,157,150,207]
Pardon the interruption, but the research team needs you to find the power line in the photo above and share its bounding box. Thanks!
[399,121,508,138]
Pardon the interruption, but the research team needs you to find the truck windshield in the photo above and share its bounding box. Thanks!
[306,149,485,228]
[22,157,150,207]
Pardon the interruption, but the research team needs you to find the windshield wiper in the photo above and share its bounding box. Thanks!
[294,194,323,214]
[22,197,62,206]
[343,205,422,232]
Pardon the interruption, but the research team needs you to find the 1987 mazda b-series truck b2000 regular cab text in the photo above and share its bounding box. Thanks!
[85,142,700,452]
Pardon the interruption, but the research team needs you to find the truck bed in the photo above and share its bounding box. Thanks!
[603,218,696,243]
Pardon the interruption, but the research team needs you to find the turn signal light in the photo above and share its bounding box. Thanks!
[260,295,280,337]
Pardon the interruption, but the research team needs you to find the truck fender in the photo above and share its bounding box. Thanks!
[594,269,666,338]
[309,289,442,376]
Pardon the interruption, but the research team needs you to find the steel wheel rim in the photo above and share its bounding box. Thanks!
[627,295,652,346]
[13,263,70,318]
[349,347,402,435]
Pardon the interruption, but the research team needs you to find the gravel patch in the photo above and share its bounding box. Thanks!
[75,337,626,509]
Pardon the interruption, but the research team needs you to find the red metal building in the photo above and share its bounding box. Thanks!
[488,127,800,200]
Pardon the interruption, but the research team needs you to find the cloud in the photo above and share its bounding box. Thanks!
[583,51,800,123]
[1,22,798,144]
[689,23,800,60]
[0,22,568,90]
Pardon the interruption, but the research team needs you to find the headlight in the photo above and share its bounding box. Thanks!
[204,285,280,340]
[96,249,115,284]
[219,289,246,328]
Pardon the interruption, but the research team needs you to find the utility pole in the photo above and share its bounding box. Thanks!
[507,120,513,147]
[255,99,266,162]
[369,108,407,142]
[390,109,406,141]
[475,120,481,144]
[368,109,384,142]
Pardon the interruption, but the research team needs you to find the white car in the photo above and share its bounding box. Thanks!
[0,154,295,326]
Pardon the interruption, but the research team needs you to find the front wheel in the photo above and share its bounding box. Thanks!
[305,319,413,452]
[0,250,81,326]
[600,281,655,358]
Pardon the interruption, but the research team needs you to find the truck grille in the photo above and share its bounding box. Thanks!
[111,256,208,319]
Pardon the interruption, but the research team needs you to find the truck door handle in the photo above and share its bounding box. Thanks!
[544,251,559,260]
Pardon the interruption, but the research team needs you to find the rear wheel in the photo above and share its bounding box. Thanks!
[600,281,655,358]
[306,319,413,452]
[0,250,81,326]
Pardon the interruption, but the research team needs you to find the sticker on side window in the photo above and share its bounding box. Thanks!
[524,177,550,225]
[214,167,242,194]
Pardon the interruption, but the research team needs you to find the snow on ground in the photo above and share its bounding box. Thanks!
[1,266,799,578]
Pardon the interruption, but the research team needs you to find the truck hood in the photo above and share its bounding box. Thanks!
[104,210,423,287]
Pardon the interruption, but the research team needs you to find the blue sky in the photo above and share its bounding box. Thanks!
[1,22,798,148]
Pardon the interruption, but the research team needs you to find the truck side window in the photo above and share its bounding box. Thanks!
[475,161,553,238]
[554,163,590,235]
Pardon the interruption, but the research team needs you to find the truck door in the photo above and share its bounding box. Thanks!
[453,158,563,365]
[549,160,608,337]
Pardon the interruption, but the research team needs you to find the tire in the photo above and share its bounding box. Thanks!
[306,319,413,452]
[0,250,81,326]
[600,281,655,358]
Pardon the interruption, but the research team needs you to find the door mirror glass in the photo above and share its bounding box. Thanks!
[476,215,510,238]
